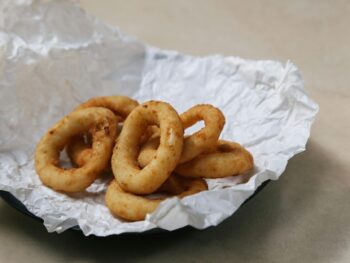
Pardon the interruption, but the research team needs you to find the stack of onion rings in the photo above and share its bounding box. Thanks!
[35,95,253,221]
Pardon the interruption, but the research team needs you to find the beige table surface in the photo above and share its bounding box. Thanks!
[1,1,349,262]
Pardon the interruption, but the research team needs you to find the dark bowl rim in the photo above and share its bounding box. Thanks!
[0,180,270,235]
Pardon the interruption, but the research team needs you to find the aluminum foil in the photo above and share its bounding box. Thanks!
[0,0,319,236]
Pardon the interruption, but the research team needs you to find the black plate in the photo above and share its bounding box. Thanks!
[0,180,270,234]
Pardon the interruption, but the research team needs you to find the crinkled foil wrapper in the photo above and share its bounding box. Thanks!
[0,0,319,236]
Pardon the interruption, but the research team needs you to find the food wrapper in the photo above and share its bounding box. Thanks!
[0,0,319,236]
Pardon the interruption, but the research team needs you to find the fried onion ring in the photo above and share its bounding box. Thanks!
[35,107,118,192]
[157,174,185,195]
[74,95,139,117]
[138,104,225,167]
[67,96,138,167]
[175,140,254,178]
[112,101,184,194]
[105,176,208,221]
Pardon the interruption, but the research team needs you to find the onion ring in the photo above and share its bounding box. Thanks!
[35,107,118,192]
[112,101,184,194]
[138,104,225,167]
[74,95,139,118]
[67,96,138,167]
[105,176,208,221]
[175,140,254,178]
[157,174,185,195]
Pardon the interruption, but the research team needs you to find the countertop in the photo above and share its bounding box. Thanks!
[1,1,349,262]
